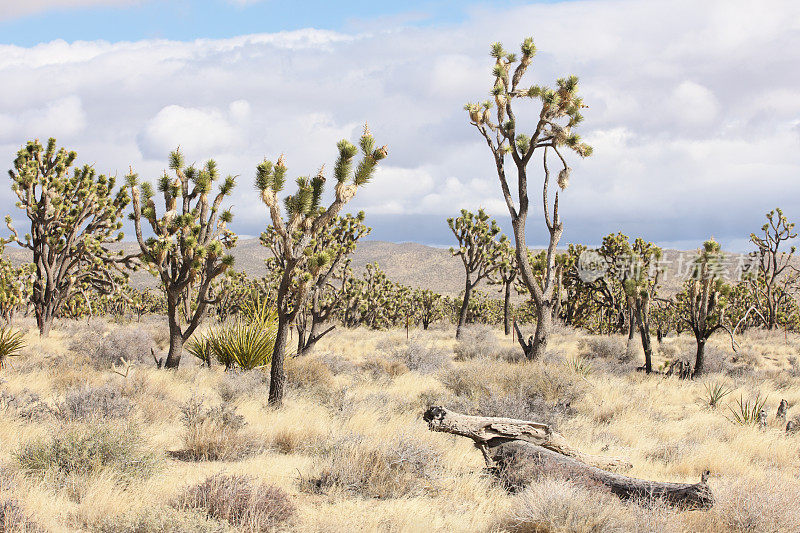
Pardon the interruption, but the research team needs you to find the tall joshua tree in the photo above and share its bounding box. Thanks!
[448,208,506,338]
[676,239,733,377]
[128,150,237,369]
[258,125,387,407]
[622,240,663,374]
[6,139,135,336]
[748,208,798,330]
[465,38,592,358]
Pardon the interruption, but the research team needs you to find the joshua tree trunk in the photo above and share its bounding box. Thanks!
[456,274,473,339]
[634,298,653,374]
[693,335,707,378]
[503,282,512,336]
[531,299,553,358]
[269,313,290,406]
[165,295,183,369]
[35,303,55,338]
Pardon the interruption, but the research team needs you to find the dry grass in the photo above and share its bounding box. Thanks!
[0,319,799,531]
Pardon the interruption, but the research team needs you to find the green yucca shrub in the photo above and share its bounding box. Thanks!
[704,381,732,409]
[188,299,279,371]
[727,394,768,426]
[0,326,25,369]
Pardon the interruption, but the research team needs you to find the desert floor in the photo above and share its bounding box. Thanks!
[0,317,798,532]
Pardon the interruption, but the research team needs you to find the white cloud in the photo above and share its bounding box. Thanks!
[0,1,799,248]
[0,0,139,21]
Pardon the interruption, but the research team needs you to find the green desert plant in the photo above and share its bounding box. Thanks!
[565,355,593,377]
[188,300,279,370]
[0,326,25,369]
[727,394,768,425]
[704,381,733,409]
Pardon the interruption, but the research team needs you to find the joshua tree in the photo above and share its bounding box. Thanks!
[258,125,387,407]
[5,138,136,336]
[488,238,517,335]
[622,241,663,374]
[747,208,798,330]
[676,239,733,377]
[448,208,506,338]
[465,38,592,358]
[286,212,370,355]
[0,242,33,324]
[128,149,237,368]
[415,288,445,330]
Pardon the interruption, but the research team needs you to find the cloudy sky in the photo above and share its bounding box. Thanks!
[0,0,798,251]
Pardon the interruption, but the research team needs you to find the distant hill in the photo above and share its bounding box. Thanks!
[1,239,767,298]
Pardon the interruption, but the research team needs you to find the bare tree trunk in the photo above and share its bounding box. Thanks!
[456,275,473,339]
[692,336,706,378]
[268,313,290,407]
[635,299,653,374]
[165,296,183,369]
[36,302,55,337]
[503,282,512,336]
[530,300,553,359]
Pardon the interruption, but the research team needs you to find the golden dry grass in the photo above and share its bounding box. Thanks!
[0,317,798,531]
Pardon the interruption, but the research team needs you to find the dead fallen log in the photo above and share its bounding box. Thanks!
[423,406,714,509]
[422,406,632,471]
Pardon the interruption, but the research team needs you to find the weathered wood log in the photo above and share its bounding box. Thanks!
[493,440,713,509]
[423,406,632,471]
[423,406,714,509]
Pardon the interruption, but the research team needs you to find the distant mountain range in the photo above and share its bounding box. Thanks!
[2,239,764,298]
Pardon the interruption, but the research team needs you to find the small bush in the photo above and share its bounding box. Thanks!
[318,353,356,375]
[711,477,800,532]
[578,335,627,360]
[388,338,452,374]
[57,384,132,421]
[85,507,223,533]
[216,370,266,402]
[308,433,440,498]
[499,479,628,533]
[0,498,43,532]
[703,381,733,409]
[358,355,408,380]
[0,390,55,421]
[176,473,295,532]
[286,356,335,395]
[85,328,156,368]
[727,394,768,426]
[454,325,503,360]
[15,425,159,482]
[177,396,258,461]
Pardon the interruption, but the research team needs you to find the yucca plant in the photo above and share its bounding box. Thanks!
[565,355,592,377]
[726,394,768,425]
[188,300,279,371]
[0,326,25,369]
[703,381,732,409]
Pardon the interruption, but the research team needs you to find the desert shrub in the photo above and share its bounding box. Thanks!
[187,303,278,370]
[85,507,223,533]
[710,477,800,532]
[318,353,356,375]
[177,396,258,461]
[0,390,55,421]
[727,394,768,426]
[15,424,159,482]
[438,361,493,399]
[454,325,503,360]
[477,390,568,428]
[0,327,25,369]
[578,335,627,360]
[176,474,295,532]
[286,356,335,395]
[644,440,696,466]
[388,337,452,374]
[81,328,157,368]
[0,498,43,533]
[307,433,441,498]
[501,362,584,406]
[216,370,266,402]
[57,384,132,421]
[358,355,408,380]
[499,478,629,533]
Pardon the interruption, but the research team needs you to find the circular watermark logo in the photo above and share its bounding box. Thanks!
[577,250,609,283]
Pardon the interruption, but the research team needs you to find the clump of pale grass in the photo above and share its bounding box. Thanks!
[57,384,132,421]
[176,473,295,532]
[0,498,43,532]
[216,369,266,402]
[705,476,800,532]
[176,396,259,461]
[14,424,159,485]
[357,355,408,380]
[305,433,441,498]
[286,355,336,396]
[454,324,511,360]
[387,336,452,374]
